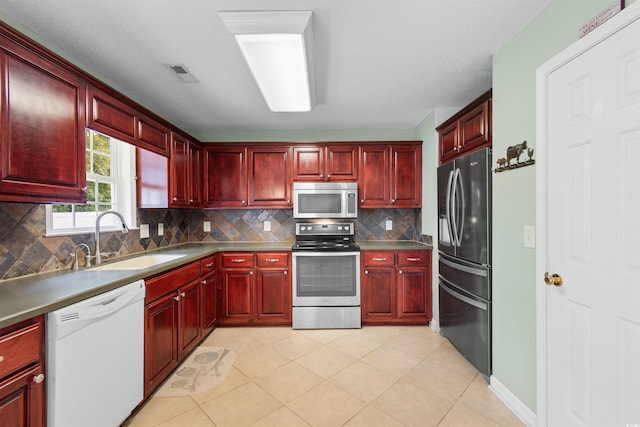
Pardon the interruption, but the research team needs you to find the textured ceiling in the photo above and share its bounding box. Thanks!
[0,0,550,139]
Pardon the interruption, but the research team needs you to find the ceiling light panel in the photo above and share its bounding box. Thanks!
[219,11,315,112]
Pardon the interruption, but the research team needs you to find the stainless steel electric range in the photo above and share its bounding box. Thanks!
[291,221,361,329]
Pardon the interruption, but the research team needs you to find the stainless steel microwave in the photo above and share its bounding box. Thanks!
[293,182,358,219]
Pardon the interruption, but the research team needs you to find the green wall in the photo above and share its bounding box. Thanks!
[491,0,634,411]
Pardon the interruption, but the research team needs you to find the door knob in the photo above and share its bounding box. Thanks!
[544,272,563,286]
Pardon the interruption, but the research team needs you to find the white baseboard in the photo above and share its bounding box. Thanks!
[429,319,440,332]
[489,375,537,427]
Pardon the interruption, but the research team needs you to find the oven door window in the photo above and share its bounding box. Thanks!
[297,193,342,215]
[295,254,358,297]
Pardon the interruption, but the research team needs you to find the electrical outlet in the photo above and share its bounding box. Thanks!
[203,221,211,232]
[140,224,149,239]
[157,223,164,236]
[524,225,535,248]
[264,220,271,231]
[385,220,393,231]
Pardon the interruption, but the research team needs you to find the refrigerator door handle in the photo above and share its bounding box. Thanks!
[445,169,455,245]
[455,167,465,247]
[450,168,460,247]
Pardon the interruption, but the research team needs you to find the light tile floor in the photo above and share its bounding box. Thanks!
[125,326,525,427]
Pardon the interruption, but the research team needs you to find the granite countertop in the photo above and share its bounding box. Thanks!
[0,240,432,329]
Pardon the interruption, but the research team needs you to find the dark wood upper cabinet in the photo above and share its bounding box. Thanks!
[204,146,247,208]
[87,85,137,143]
[248,147,292,207]
[359,142,421,208]
[437,90,491,164]
[169,133,189,207]
[0,40,86,203]
[137,116,170,154]
[293,144,358,181]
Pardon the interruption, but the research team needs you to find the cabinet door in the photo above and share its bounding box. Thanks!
[439,121,459,164]
[0,363,45,427]
[188,141,202,207]
[136,148,168,208]
[326,145,358,181]
[256,268,291,324]
[396,267,431,323]
[391,144,421,207]
[459,100,490,154]
[358,145,389,207]
[293,145,324,181]
[178,279,201,359]
[220,268,254,324]
[87,85,137,143]
[137,115,170,154]
[361,267,396,323]
[0,47,86,203]
[144,293,178,396]
[201,271,217,334]
[204,147,247,208]
[248,147,291,208]
[169,134,189,207]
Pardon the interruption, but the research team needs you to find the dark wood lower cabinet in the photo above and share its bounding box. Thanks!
[144,293,178,396]
[177,279,202,360]
[0,316,45,427]
[361,250,432,325]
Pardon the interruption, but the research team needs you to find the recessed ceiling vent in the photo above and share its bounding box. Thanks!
[167,64,199,83]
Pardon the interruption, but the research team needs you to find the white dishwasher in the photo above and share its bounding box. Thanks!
[47,280,145,427]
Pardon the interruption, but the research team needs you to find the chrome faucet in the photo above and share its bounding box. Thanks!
[72,243,92,270]
[95,210,130,265]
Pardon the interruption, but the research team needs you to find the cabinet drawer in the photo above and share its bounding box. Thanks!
[256,252,289,268]
[145,261,202,302]
[363,251,395,266]
[0,322,42,379]
[397,251,429,267]
[201,255,217,273]
[222,253,255,268]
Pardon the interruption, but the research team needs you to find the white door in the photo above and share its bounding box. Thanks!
[538,6,640,427]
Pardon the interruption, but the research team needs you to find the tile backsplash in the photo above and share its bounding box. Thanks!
[0,202,425,280]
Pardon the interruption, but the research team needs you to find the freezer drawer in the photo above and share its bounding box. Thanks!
[438,252,491,300]
[439,277,491,376]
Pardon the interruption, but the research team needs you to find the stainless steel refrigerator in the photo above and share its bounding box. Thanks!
[437,147,492,376]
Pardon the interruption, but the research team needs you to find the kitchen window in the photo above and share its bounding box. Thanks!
[45,130,137,236]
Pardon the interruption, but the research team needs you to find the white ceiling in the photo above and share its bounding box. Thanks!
[0,0,550,139]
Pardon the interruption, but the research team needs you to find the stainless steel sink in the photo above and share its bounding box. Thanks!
[91,254,187,271]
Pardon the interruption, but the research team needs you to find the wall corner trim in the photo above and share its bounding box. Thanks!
[489,375,537,427]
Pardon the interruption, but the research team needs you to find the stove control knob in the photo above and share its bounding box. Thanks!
[300,226,305,231]
[338,226,343,231]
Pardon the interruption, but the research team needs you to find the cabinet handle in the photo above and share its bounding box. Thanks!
[180,292,186,297]
[242,200,246,205]
[391,199,396,203]
[206,262,214,268]
[406,257,421,262]
[189,198,194,203]
[231,259,245,263]
[249,271,253,275]
[360,199,364,203]
[33,373,45,384]
[365,270,369,275]
[172,196,178,202]
[0,355,4,362]
[327,174,331,179]
[265,258,280,263]
[372,257,387,261]
[81,187,87,193]
[287,200,291,204]
[174,295,180,301]
[284,271,288,275]
[202,279,207,285]
[320,173,324,178]
[399,270,403,274]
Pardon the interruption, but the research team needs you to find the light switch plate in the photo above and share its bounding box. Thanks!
[140,224,149,239]
[157,223,164,236]
[524,225,535,248]
[385,220,393,231]
[203,221,211,232]
[264,220,271,231]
